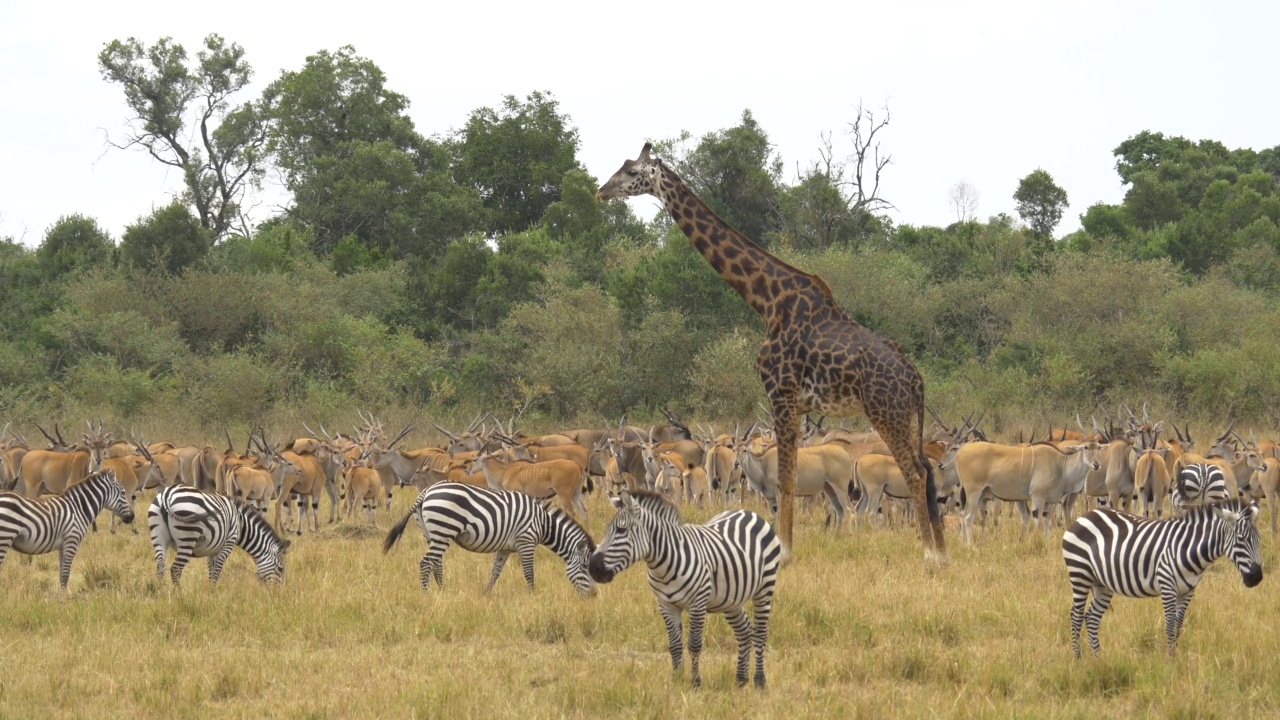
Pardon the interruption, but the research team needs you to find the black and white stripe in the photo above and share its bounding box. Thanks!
[1173,463,1231,516]
[588,490,784,688]
[1061,498,1263,657]
[0,469,134,590]
[382,482,596,596]
[149,486,291,585]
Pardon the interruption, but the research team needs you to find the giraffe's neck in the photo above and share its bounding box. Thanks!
[653,162,823,320]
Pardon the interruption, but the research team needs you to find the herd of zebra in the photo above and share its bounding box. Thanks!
[0,412,1270,683]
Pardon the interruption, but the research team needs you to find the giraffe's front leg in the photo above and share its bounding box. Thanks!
[769,392,802,552]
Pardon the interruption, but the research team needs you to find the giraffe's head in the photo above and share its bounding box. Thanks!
[595,142,661,201]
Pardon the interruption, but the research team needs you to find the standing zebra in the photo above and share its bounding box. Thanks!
[382,482,596,596]
[148,486,291,585]
[589,490,784,688]
[1173,463,1231,516]
[1062,499,1262,657]
[0,469,134,590]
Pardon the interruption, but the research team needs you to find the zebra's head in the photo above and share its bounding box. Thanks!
[543,502,597,597]
[257,536,291,584]
[245,506,291,583]
[1215,501,1264,588]
[589,491,657,584]
[566,540,597,597]
[97,469,135,524]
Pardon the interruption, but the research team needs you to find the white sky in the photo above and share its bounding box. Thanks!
[2,0,1276,246]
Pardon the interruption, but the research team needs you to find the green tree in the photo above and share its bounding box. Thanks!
[1,237,62,345]
[659,110,783,246]
[541,169,649,284]
[1013,169,1069,241]
[99,34,268,240]
[264,46,482,257]
[120,201,210,274]
[37,215,114,279]
[453,91,582,235]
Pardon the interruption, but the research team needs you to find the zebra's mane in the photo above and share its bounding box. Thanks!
[234,498,286,546]
[626,489,683,526]
[67,469,116,489]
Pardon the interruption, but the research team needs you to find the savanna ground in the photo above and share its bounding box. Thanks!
[1,488,1277,719]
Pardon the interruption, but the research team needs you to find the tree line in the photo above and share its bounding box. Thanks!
[2,34,1279,436]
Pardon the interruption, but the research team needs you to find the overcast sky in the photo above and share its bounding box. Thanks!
[2,0,1276,246]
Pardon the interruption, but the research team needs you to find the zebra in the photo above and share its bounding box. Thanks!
[148,486,291,585]
[588,490,784,688]
[1061,498,1263,658]
[1173,463,1231,516]
[382,482,596,596]
[0,469,134,590]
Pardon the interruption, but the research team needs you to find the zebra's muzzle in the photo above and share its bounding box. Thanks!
[120,510,136,524]
[1243,564,1263,588]
[587,553,615,583]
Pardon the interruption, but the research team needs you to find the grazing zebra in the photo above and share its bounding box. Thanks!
[1061,499,1263,658]
[588,490,784,688]
[0,469,134,590]
[148,486,291,585]
[1173,463,1231,516]
[382,482,596,596]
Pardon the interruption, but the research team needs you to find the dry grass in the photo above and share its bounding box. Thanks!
[1,492,1278,719]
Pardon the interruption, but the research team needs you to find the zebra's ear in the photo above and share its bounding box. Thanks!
[609,493,625,510]
[279,539,292,553]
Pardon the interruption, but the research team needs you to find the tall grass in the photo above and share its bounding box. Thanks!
[1,490,1277,718]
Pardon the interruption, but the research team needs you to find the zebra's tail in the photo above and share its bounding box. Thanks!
[383,506,415,554]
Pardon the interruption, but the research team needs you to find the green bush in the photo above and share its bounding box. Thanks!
[64,354,163,419]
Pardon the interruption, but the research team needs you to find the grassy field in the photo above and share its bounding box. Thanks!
[1,490,1276,720]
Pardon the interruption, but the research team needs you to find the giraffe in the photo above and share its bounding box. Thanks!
[596,143,947,565]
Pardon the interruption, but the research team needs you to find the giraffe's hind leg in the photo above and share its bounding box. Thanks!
[876,412,946,566]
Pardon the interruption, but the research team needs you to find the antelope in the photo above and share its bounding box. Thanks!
[16,422,112,498]
[340,451,382,525]
[956,441,1102,543]
[735,442,853,529]
[466,450,588,524]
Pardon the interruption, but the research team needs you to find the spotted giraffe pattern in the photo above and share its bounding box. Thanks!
[597,143,947,564]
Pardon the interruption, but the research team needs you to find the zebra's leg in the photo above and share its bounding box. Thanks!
[751,594,773,688]
[517,538,537,590]
[485,552,511,594]
[1166,587,1197,656]
[149,519,171,582]
[724,607,753,687]
[0,534,15,574]
[686,598,709,688]
[207,544,235,585]
[658,602,686,675]
[1084,585,1113,656]
[425,541,448,590]
[57,535,83,591]
[170,545,193,586]
[1069,584,1090,659]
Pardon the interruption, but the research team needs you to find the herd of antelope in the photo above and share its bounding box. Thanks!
[2,402,1279,545]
